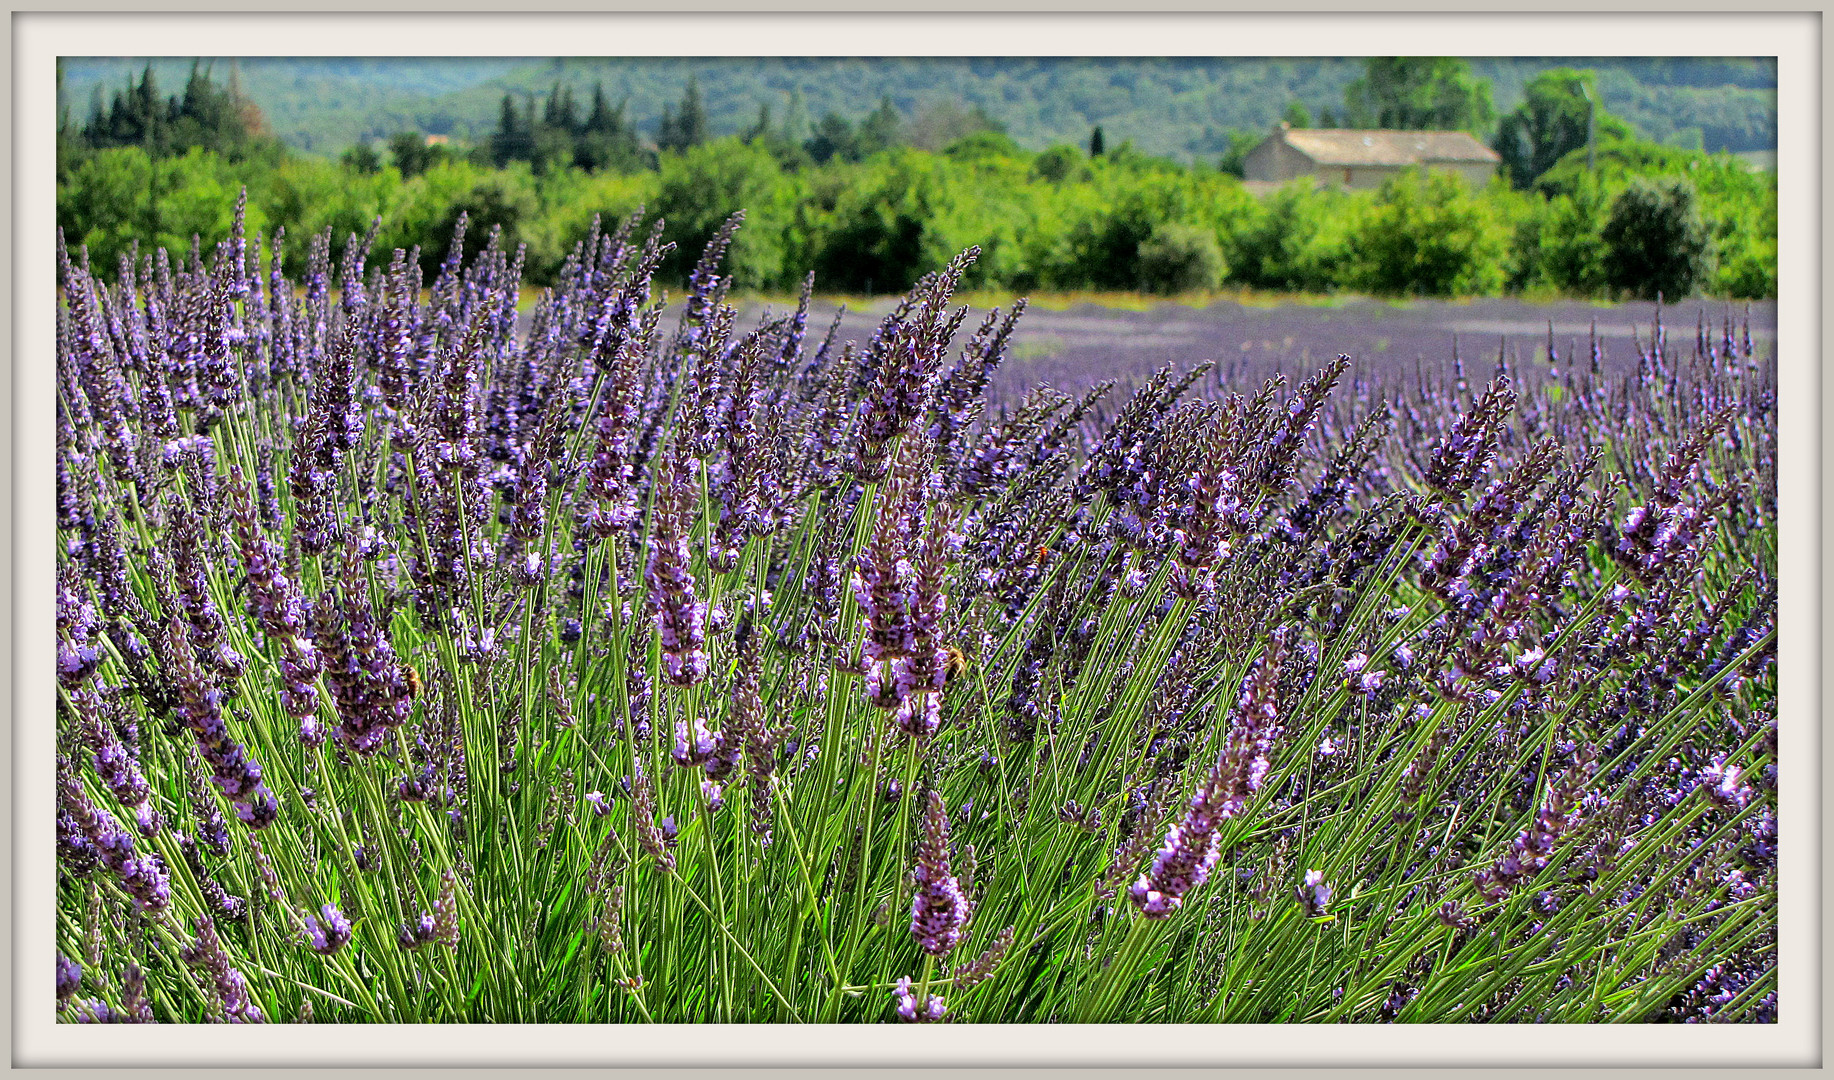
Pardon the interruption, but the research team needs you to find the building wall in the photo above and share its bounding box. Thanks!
[1242,139,1313,183]
[1434,161,1498,186]
[1244,137,1499,190]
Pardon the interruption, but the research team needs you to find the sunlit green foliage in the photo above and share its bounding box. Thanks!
[1345,170,1511,297]
[58,103,1776,301]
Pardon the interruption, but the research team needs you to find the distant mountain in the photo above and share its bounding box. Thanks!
[58,56,1778,162]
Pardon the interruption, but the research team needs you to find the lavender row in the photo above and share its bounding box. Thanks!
[53,197,1775,1024]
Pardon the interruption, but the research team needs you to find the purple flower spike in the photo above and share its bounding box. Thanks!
[1132,632,1288,918]
[58,756,170,913]
[892,975,948,1023]
[646,442,709,687]
[1296,869,1332,917]
[180,916,265,1023]
[303,903,352,955]
[910,790,969,958]
[56,953,81,1001]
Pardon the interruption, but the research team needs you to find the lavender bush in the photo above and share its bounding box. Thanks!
[53,197,1776,1023]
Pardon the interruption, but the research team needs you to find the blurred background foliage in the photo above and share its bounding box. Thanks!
[56,57,1777,300]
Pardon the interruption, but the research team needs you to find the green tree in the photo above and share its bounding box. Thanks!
[58,147,266,274]
[1136,222,1225,294]
[1089,125,1105,157]
[171,62,236,153]
[403,166,541,282]
[266,154,404,278]
[576,85,646,173]
[1343,58,1496,135]
[655,137,794,289]
[82,62,271,163]
[1493,69,1633,189]
[858,96,903,156]
[812,150,959,293]
[1059,167,1207,290]
[1509,175,1611,295]
[1216,130,1261,178]
[1226,183,1354,293]
[1346,168,1507,296]
[342,143,383,175]
[110,65,168,154]
[57,146,164,269]
[1282,101,1313,128]
[741,102,773,145]
[542,83,579,135]
[388,132,444,179]
[1534,135,1698,199]
[1031,144,1087,184]
[736,97,812,173]
[656,77,708,152]
[1601,176,1714,300]
[489,94,534,168]
[942,130,1023,162]
[780,90,810,148]
[804,112,858,165]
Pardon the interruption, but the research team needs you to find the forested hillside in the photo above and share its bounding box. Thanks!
[59,56,1777,162]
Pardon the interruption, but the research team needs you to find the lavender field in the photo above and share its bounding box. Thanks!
[54,204,1776,1025]
[739,294,1779,401]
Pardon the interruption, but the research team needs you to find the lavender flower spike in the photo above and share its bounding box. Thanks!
[180,916,266,1023]
[303,903,353,955]
[1131,632,1288,917]
[893,975,948,1023]
[57,953,82,1001]
[646,441,709,687]
[910,790,970,957]
[1296,869,1332,917]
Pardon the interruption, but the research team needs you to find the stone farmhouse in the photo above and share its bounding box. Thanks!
[1241,123,1501,191]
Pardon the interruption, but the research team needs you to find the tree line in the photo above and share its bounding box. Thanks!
[56,60,1775,301]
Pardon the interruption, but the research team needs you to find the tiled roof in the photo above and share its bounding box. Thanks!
[1277,129,1501,167]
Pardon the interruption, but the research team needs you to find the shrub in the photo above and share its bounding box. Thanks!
[1601,176,1715,300]
[57,147,267,274]
[656,137,797,290]
[811,150,960,293]
[1136,222,1225,294]
[1030,144,1087,184]
[1346,169,1507,297]
[1507,179,1611,296]
[1224,183,1353,293]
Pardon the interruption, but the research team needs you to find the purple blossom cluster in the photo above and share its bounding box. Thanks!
[1475,745,1596,902]
[851,436,957,738]
[313,548,415,754]
[892,976,947,1023]
[159,615,279,828]
[180,916,265,1023]
[226,467,323,725]
[302,903,352,955]
[1131,632,1288,918]
[910,790,970,957]
[646,441,710,688]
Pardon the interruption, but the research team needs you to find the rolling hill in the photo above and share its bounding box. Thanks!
[58,55,1777,163]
